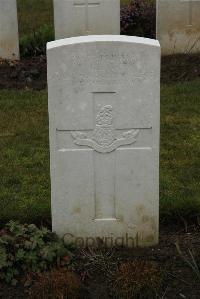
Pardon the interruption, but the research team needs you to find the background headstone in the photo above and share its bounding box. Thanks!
[47,35,160,247]
[0,0,20,60]
[53,0,120,39]
[157,0,200,54]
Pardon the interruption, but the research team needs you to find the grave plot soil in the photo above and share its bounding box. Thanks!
[0,53,200,90]
[161,54,200,84]
[0,56,47,90]
[0,225,200,299]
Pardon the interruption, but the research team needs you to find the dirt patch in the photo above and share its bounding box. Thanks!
[161,53,200,84]
[0,56,47,90]
[0,226,200,298]
[73,226,200,299]
[0,54,200,90]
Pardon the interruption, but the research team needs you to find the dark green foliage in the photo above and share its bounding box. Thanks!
[17,0,54,57]
[0,221,72,283]
[20,25,54,57]
[121,0,156,38]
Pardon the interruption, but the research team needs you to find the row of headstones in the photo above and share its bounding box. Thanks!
[0,0,200,60]
[1,1,198,248]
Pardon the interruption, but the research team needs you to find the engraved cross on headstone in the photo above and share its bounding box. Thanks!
[181,0,200,26]
[74,0,101,34]
[58,92,140,221]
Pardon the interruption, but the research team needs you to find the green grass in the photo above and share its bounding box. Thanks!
[160,80,200,222]
[17,0,54,57]
[0,80,200,225]
[17,0,54,37]
[0,90,50,225]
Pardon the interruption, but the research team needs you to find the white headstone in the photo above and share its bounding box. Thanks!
[157,0,200,54]
[53,0,120,39]
[0,0,19,60]
[47,36,160,248]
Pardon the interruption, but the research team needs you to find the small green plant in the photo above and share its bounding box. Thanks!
[175,242,200,281]
[30,268,81,299]
[20,24,54,57]
[0,221,72,283]
[111,260,163,299]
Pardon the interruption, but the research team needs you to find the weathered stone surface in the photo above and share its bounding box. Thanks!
[53,0,120,39]
[47,35,160,247]
[0,0,19,60]
[157,0,200,55]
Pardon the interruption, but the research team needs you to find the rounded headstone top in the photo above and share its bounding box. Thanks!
[47,35,160,51]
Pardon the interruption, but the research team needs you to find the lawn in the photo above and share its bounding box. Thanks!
[17,0,54,36]
[0,90,50,225]
[0,80,200,226]
[160,80,200,222]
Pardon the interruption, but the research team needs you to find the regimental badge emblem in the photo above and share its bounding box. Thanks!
[71,105,139,153]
